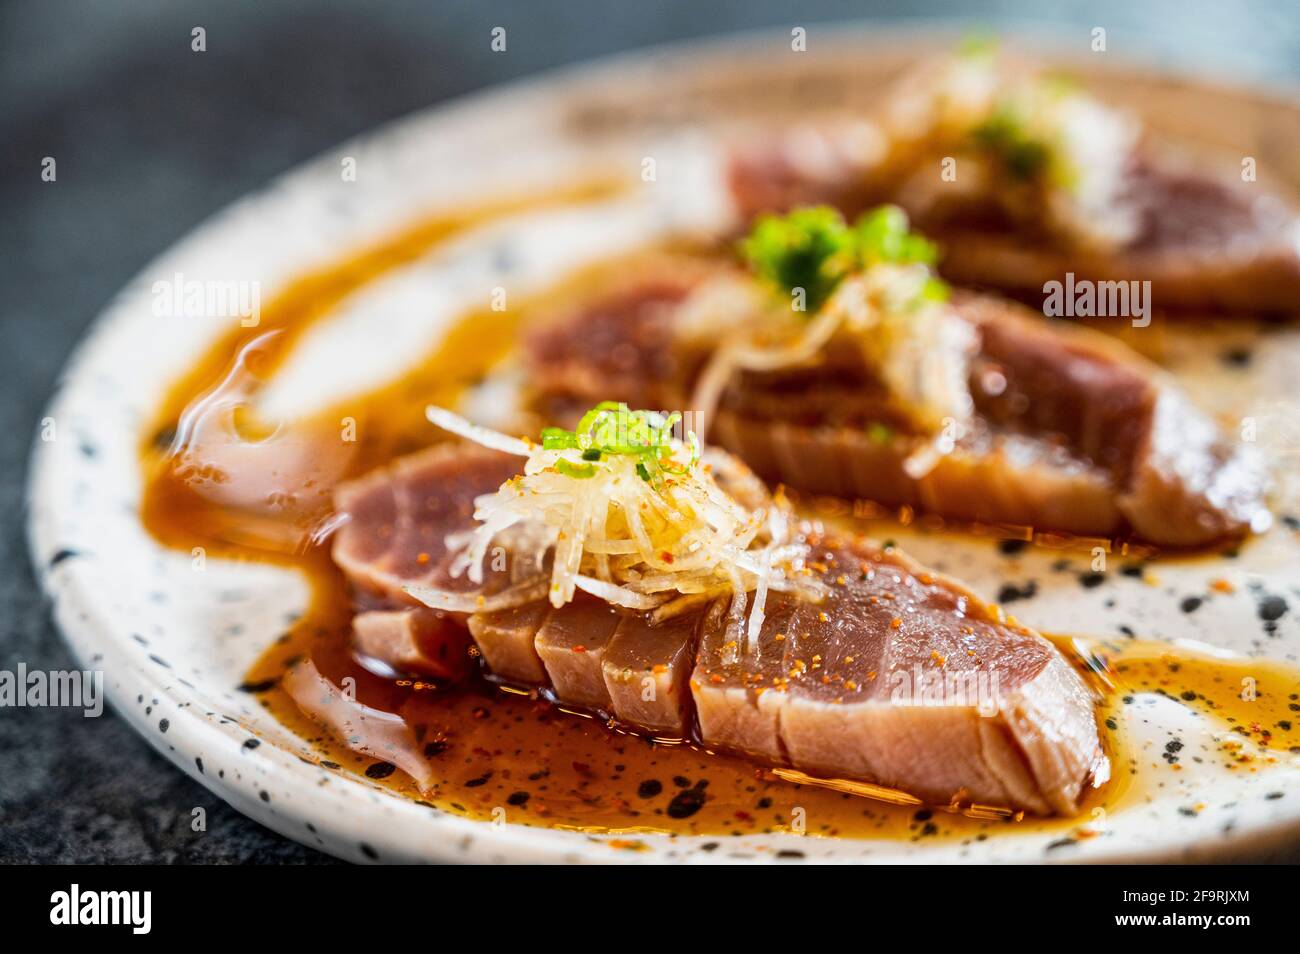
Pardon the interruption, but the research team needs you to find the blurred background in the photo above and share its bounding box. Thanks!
[2,0,1298,862]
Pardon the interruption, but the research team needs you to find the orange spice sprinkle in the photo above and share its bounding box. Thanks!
[931,651,946,666]
[1210,578,1236,594]
[416,551,430,565]
[891,617,902,629]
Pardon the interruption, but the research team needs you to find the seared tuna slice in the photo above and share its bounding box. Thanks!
[533,595,623,710]
[524,274,1268,546]
[352,608,472,680]
[727,126,1300,315]
[332,444,522,606]
[330,445,1107,813]
[692,538,1108,814]
[602,609,703,735]
[467,603,550,684]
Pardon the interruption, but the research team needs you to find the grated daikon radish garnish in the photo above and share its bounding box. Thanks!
[889,41,1140,250]
[690,205,975,446]
[404,402,824,650]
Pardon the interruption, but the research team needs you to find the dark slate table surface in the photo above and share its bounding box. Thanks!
[2,0,1297,864]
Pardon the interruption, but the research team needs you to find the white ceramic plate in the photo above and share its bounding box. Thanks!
[29,27,1300,863]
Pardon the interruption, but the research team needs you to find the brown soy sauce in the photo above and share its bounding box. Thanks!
[140,181,1300,844]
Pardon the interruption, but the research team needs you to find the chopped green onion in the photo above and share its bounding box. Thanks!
[970,106,1051,182]
[541,427,579,450]
[540,402,700,485]
[855,206,939,268]
[740,206,858,313]
[555,459,597,479]
[740,204,948,311]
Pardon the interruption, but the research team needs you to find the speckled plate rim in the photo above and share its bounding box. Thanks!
[27,22,1300,864]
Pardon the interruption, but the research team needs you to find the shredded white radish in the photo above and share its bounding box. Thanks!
[425,405,532,457]
[688,266,976,443]
[402,578,548,614]
[415,404,822,650]
[890,51,1140,250]
[574,574,665,610]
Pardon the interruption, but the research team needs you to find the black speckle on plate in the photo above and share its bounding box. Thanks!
[48,548,81,569]
[667,785,706,819]
[238,678,279,693]
[637,779,663,799]
[1257,593,1288,623]
[997,580,1038,604]
[1220,346,1252,367]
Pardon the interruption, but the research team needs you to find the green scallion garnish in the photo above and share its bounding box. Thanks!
[739,205,947,312]
[544,402,699,483]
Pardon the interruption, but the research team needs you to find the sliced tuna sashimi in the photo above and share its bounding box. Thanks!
[332,443,523,605]
[692,537,1106,814]
[468,603,551,684]
[602,609,704,735]
[328,444,1109,813]
[524,270,1268,546]
[533,595,623,710]
[352,608,473,681]
[727,122,1300,315]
